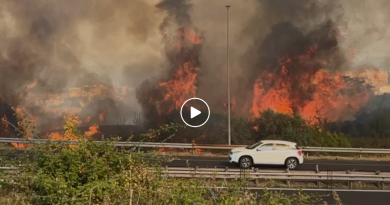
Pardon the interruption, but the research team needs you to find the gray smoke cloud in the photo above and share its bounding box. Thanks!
[0,0,389,132]
[184,0,344,115]
[0,0,167,130]
[189,0,389,118]
[337,0,390,69]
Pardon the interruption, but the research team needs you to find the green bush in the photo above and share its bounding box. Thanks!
[140,108,354,149]
[259,189,322,205]
[0,117,332,205]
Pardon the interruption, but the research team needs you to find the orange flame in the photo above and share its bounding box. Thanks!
[47,124,98,148]
[154,28,203,115]
[99,109,106,122]
[182,28,202,44]
[191,139,202,153]
[84,124,99,137]
[10,108,38,148]
[16,83,134,130]
[251,45,373,123]
[157,61,199,114]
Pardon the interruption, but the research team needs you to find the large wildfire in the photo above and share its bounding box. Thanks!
[136,0,203,125]
[1,0,390,145]
[251,23,375,122]
[154,28,202,115]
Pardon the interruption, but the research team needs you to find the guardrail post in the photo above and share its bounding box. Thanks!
[317,181,321,188]
[101,135,104,141]
[381,181,384,190]
[348,181,353,189]
[286,180,290,188]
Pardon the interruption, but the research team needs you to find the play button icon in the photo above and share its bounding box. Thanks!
[180,98,210,128]
[190,107,201,119]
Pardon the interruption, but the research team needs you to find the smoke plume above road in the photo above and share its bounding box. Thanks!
[0,0,389,132]
[0,0,166,129]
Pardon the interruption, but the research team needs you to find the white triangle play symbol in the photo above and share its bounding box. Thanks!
[190,107,201,119]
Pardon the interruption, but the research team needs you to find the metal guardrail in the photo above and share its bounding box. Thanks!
[2,137,390,154]
[1,166,388,189]
[161,167,390,189]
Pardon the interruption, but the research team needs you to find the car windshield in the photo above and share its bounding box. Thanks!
[246,141,263,149]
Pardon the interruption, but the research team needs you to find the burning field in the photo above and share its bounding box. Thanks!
[250,21,375,123]
[1,0,390,144]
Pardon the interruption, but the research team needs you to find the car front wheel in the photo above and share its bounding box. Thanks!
[239,156,253,169]
[285,157,298,170]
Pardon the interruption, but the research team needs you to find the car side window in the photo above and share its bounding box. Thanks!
[274,144,288,150]
[287,145,296,150]
[258,143,273,151]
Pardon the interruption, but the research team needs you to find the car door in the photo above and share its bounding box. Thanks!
[253,143,274,164]
[271,144,289,165]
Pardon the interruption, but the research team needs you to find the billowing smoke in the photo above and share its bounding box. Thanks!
[0,0,166,130]
[0,0,389,134]
[190,0,388,121]
[136,0,203,126]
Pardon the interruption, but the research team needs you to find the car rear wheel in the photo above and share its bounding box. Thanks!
[285,157,298,170]
[239,156,253,169]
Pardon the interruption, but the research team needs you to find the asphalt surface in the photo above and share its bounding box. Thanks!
[164,155,390,172]
[164,156,390,204]
[3,149,390,172]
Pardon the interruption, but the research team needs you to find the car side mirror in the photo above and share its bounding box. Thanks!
[256,148,261,151]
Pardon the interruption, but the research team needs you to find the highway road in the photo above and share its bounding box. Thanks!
[164,156,390,204]
[164,155,390,172]
[3,149,390,171]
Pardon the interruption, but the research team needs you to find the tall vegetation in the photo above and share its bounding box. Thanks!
[175,109,351,148]
[250,109,351,147]
[0,116,336,205]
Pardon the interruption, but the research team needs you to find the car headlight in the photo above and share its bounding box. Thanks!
[230,151,241,154]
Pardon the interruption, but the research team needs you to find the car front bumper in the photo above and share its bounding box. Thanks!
[229,155,239,163]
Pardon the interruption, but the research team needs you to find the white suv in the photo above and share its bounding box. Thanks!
[229,140,304,169]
